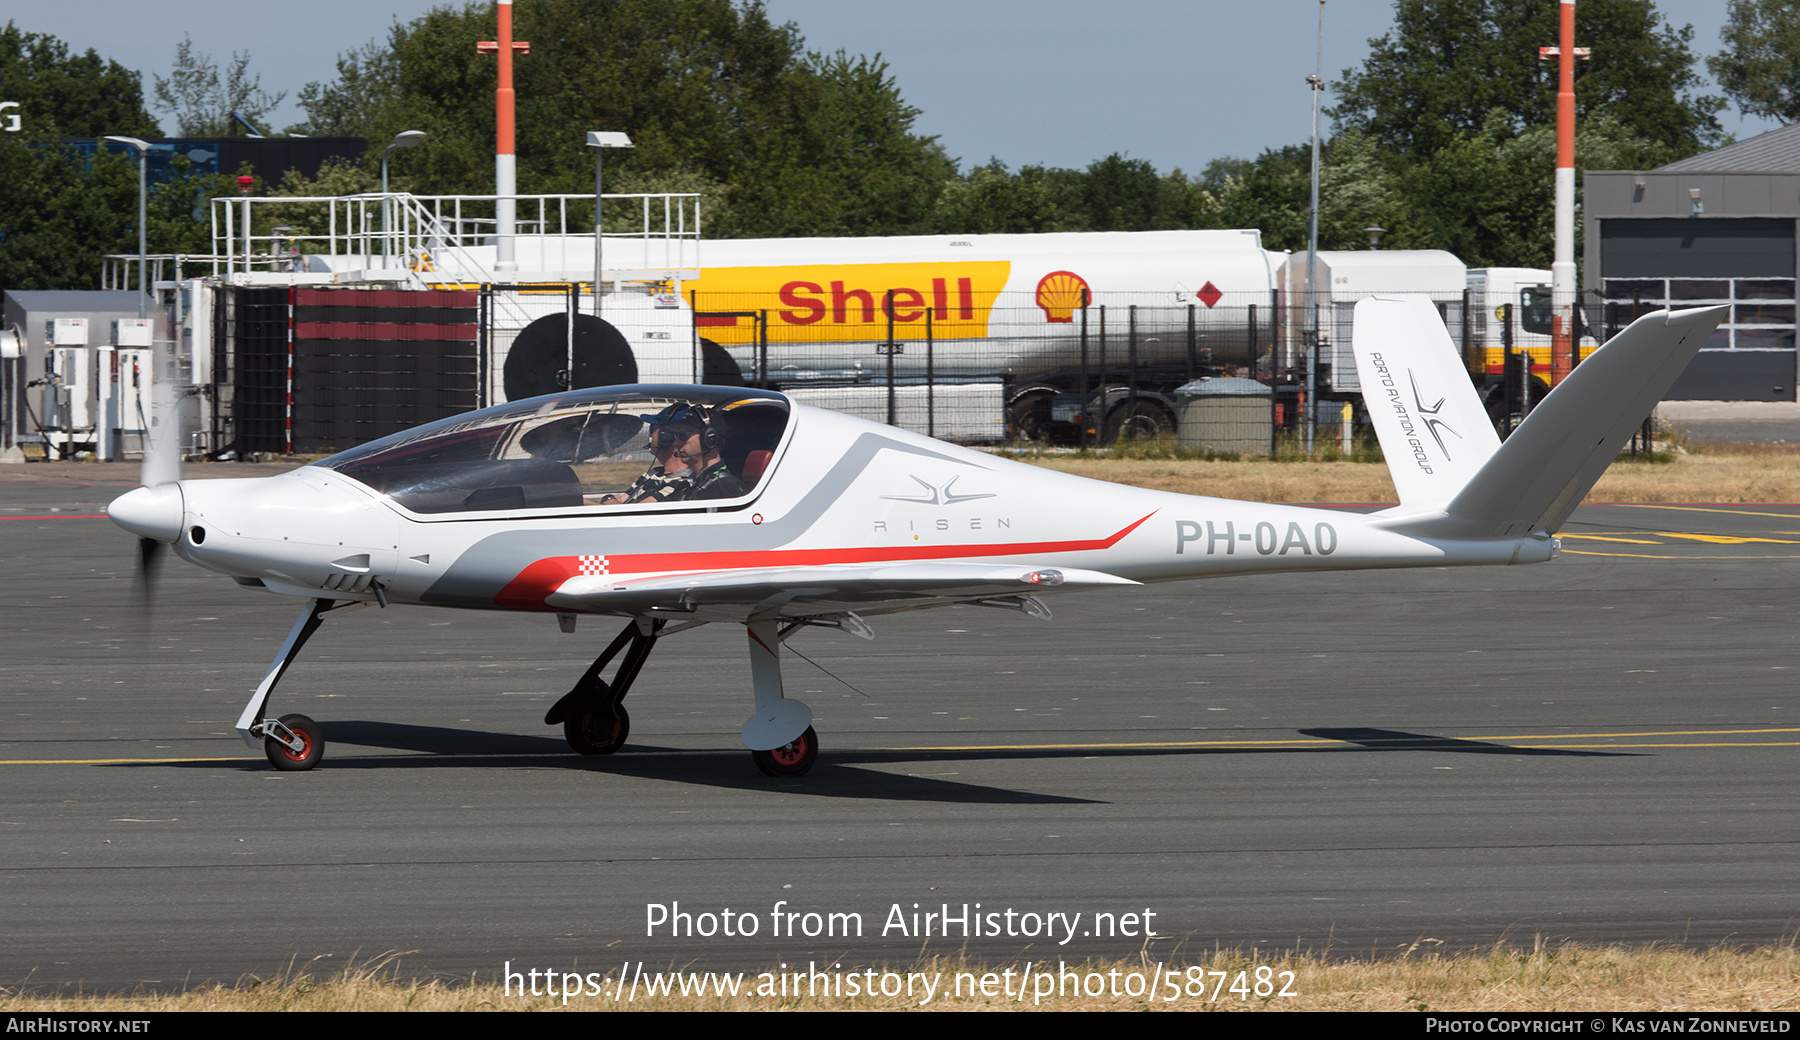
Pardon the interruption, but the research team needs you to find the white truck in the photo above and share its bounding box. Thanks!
[677,229,1288,442]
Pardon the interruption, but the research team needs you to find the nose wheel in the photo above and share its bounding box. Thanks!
[752,726,818,777]
[263,713,323,771]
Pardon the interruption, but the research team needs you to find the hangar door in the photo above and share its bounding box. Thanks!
[1600,217,1796,401]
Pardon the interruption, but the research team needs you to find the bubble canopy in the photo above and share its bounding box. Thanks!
[316,386,792,516]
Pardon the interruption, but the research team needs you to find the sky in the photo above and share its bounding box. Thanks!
[7,0,1784,175]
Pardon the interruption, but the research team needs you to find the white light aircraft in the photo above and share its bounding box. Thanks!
[107,298,1725,777]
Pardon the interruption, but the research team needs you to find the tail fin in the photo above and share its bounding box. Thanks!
[1438,305,1726,536]
[1351,295,1502,507]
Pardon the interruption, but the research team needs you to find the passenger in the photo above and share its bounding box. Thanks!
[590,404,695,505]
[668,406,747,501]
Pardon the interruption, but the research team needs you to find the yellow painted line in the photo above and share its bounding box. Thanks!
[1559,534,1664,544]
[872,738,1343,752]
[0,756,256,766]
[1653,532,1800,544]
[1504,737,1800,744]
[1562,549,1800,560]
[1612,504,1800,519]
[1478,728,1800,739]
[874,728,1800,754]
[0,748,576,766]
[16,730,1798,764]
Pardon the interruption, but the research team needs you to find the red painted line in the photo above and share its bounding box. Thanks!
[495,513,1157,610]
[0,514,108,520]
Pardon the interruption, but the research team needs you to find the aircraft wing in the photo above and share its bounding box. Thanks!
[543,561,1138,618]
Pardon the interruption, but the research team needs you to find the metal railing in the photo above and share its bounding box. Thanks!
[207,191,702,286]
[101,254,233,291]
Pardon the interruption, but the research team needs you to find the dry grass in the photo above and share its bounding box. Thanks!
[1020,441,1800,505]
[6,943,1799,1012]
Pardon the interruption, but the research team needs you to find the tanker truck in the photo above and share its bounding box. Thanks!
[680,229,1288,443]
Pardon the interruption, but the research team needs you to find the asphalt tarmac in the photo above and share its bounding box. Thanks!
[3,466,1798,994]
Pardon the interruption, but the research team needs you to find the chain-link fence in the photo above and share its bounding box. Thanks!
[688,289,1294,450]
[202,284,1643,458]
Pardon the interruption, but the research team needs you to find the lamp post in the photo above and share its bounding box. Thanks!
[381,130,426,194]
[1302,0,1325,454]
[102,136,149,319]
[381,130,426,265]
[586,131,633,316]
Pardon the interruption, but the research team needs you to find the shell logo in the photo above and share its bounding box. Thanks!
[1034,270,1090,323]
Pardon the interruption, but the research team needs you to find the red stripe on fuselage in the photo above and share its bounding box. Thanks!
[494,513,1157,610]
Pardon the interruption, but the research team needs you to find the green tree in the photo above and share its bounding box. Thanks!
[1214,144,1312,252]
[0,140,223,298]
[1334,0,1722,158]
[290,0,953,237]
[0,26,191,300]
[1316,132,1418,251]
[0,21,159,137]
[1709,0,1800,124]
[152,34,286,136]
[929,153,1224,236]
[724,50,953,237]
[1401,113,1682,268]
[288,40,398,138]
[931,160,1087,234]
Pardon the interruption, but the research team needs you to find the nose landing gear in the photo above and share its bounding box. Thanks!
[264,713,323,771]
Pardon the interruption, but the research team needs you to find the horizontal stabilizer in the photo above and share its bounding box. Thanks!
[1352,296,1502,507]
[1405,305,1726,539]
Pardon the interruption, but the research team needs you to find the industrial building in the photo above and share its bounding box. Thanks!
[1586,124,1800,401]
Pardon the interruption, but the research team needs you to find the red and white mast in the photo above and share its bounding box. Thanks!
[1540,0,1587,384]
[478,1,529,273]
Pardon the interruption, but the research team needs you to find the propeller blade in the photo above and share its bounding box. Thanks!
[140,378,183,488]
[133,535,165,616]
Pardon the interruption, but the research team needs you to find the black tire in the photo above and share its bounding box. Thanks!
[264,713,323,772]
[564,704,630,755]
[1008,393,1053,444]
[1104,400,1173,444]
[752,726,819,777]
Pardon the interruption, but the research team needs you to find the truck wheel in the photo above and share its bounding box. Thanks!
[1008,394,1054,443]
[1104,401,1173,445]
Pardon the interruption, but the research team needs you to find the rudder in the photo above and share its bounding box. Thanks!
[1351,295,1501,507]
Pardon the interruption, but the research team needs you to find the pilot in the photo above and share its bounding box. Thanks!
[667,406,746,501]
[591,404,696,505]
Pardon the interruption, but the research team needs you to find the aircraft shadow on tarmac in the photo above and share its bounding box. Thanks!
[1296,727,1629,757]
[116,721,1100,805]
[108,721,1628,807]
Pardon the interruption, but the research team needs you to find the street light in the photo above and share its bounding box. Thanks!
[381,131,426,266]
[381,130,427,194]
[586,131,633,316]
[102,136,149,319]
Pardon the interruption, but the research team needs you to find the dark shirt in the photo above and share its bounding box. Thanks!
[686,462,746,501]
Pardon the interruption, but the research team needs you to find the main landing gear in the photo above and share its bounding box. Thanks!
[740,618,824,777]
[545,617,663,756]
[546,616,826,777]
[752,726,819,777]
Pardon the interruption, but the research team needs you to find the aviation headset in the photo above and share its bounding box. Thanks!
[646,402,718,451]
